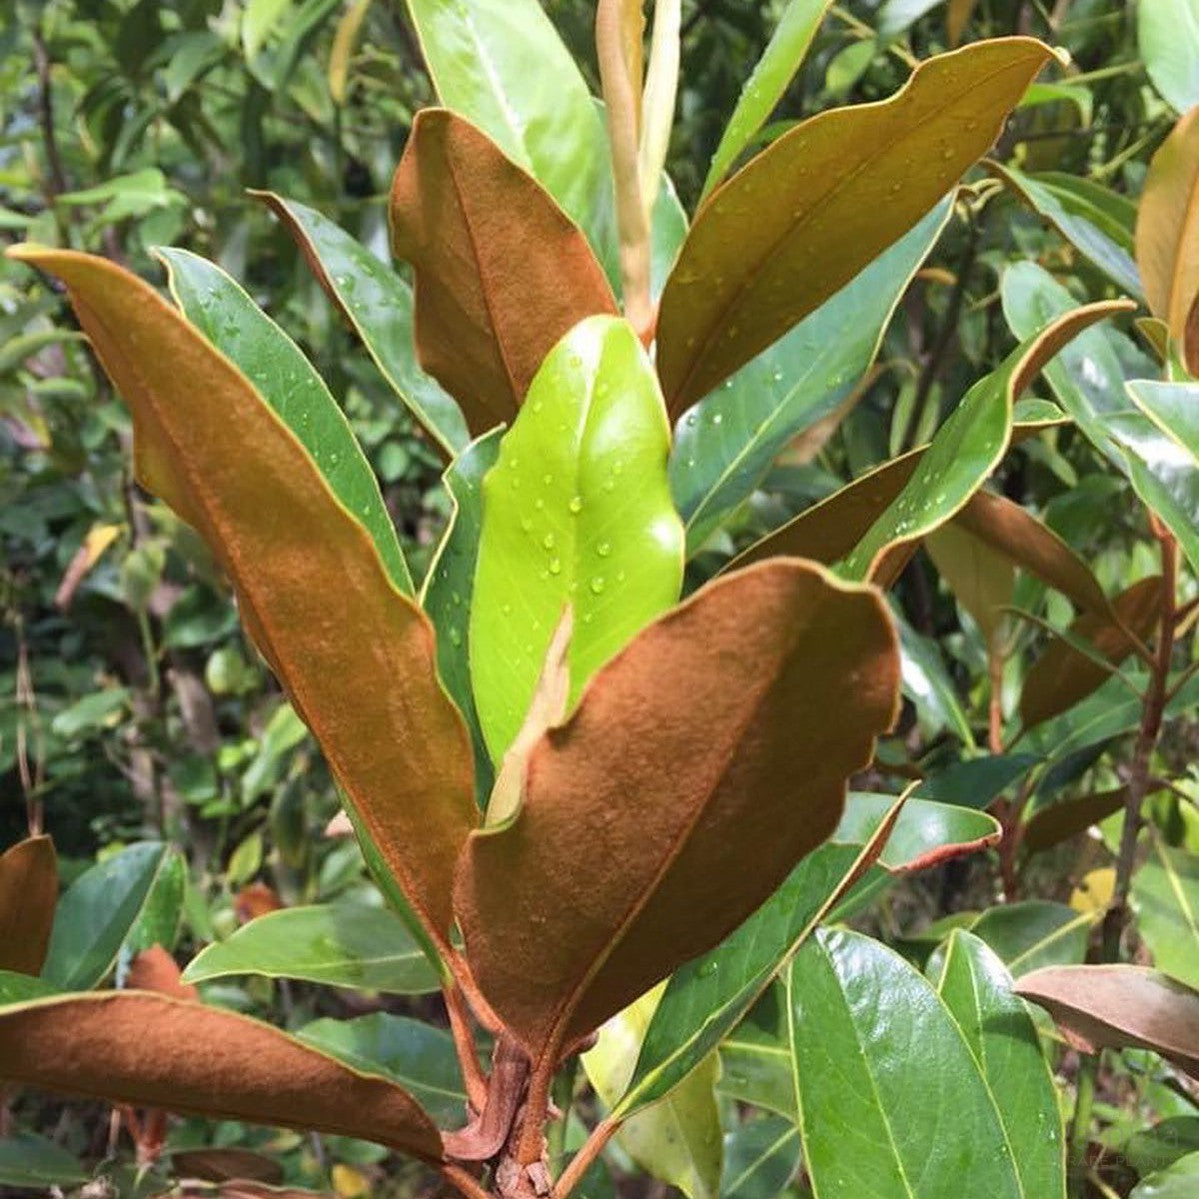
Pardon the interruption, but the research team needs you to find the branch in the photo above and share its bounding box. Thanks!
[554,1117,620,1199]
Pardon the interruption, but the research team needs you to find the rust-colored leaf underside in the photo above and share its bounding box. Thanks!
[0,835,57,975]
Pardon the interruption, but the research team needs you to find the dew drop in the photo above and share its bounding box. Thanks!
[548,558,562,575]
[568,495,583,514]
[542,532,556,550]
[596,541,611,557]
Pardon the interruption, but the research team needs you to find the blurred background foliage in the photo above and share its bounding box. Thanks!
[1,0,1196,1196]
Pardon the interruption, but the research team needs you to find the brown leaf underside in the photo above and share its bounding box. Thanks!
[0,834,57,975]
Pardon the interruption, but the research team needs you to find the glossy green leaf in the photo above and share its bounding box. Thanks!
[1123,1118,1199,1177]
[718,994,795,1120]
[0,969,58,1004]
[914,754,1039,809]
[968,900,1093,976]
[253,192,469,457]
[0,1132,89,1189]
[785,928,1026,1199]
[837,793,1001,871]
[1022,788,1129,853]
[991,164,1144,299]
[297,1012,467,1126]
[159,247,413,595]
[1034,171,1137,250]
[41,842,167,991]
[671,198,950,554]
[1138,0,1199,112]
[657,38,1050,413]
[403,0,616,278]
[700,0,831,200]
[422,429,503,798]
[242,0,291,59]
[470,315,683,761]
[935,931,1066,1199]
[1133,1152,1199,1199]
[1132,831,1199,990]
[720,1116,801,1199]
[123,845,186,958]
[895,610,976,745]
[182,903,441,994]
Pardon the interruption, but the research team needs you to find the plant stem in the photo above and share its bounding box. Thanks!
[1067,1054,1098,1197]
[554,1117,619,1199]
[445,983,489,1112]
[441,1163,495,1199]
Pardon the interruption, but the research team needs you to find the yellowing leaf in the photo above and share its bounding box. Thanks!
[1136,108,1199,371]
[390,110,618,435]
[0,836,57,976]
[331,1164,370,1198]
[455,559,900,1073]
[1070,867,1116,915]
[926,521,1015,647]
[328,0,372,105]
[656,38,1050,414]
[54,523,121,610]
[7,247,476,951]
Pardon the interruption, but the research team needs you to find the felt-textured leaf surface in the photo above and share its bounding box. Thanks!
[991,164,1144,299]
[0,991,441,1158]
[1132,831,1199,990]
[182,904,440,994]
[839,300,1132,581]
[470,315,683,762]
[421,429,503,801]
[41,841,166,991]
[1138,0,1199,112]
[719,1116,800,1199]
[935,931,1066,1199]
[1015,965,1199,1079]
[1135,110,1199,363]
[671,199,950,555]
[0,835,57,975]
[297,1012,467,1126]
[1020,575,1162,730]
[403,0,616,278]
[700,0,832,200]
[389,110,617,435]
[785,928,1025,1199]
[455,559,900,1069]
[0,1133,89,1189]
[253,191,469,457]
[160,246,412,595]
[7,247,477,950]
[656,38,1050,414]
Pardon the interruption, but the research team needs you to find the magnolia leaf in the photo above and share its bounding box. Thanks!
[926,520,1015,647]
[0,991,441,1158]
[0,835,57,976]
[719,1116,800,1199]
[1016,965,1199,1078]
[786,928,1028,1198]
[1132,831,1199,990]
[656,38,1050,414]
[328,0,371,104]
[1132,1152,1199,1199]
[0,1132,88,1190]
[935,931,1066,1198]
[390,110,617,434]
[182,904,441,994]
[456,559,899,1071]
[969,900,1093,976]
[1136,109,1199,368]
[700,0,831,200]
[159,247,413,595]
[1020,575,1162,730]
[170,1147,283,1184]
[7,247,477,950]
[1022,788,1129,853]
[253,191,469,457]
[470,315,683,762]
[1138,0,1199,112]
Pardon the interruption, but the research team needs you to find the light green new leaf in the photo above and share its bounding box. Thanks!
[785,928,1025,1199]
[243,0,291,59]
[159,247,413,594]
[404,0,616,280]
[0,1133,89,1190]
[720,1116,801,1199]
[41,842,167,991]
[182,903,441,995]
[935,931,1066,1199]
[671,197,950,554]
[470,315,683,762]
[297,1012,467,1126]
[1138,0,1199,112]
[700,0,831,200]
[422,429,503,799]
[1132,831,1199,990]
[253,192,470,457]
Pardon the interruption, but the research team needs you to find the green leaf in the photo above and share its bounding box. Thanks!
[914,754,1040,809]
[182,903,441,994]
[123,846,186,958]
[895,611,976,745]
[701,0,831,200]
[243,0,292,59]
[0,1132,89,1189]
[1123,1118,1199,1178]
[785,928,1026,1199]
[935,931,1066,1199]
[991,165,1144,299]
[159,247,413,595]
[1132,831,1199,990]
[1035,172,1137,251]
[254,193,469,457]
[1138,0,1199,112]
[422,430,503,799]
[1133,1152,1199,1199]
[720,1116,801,1199]
[470,315,683,762]
[1127,379,1199,458]
[718,994,795,1120]
[0,969,59,1005]
[296,1012,467,1125]
[404,0,616,279]
[968,900,1093,976]
[50,687,130,739]
[41,842,167,991]
[671,198,950,554]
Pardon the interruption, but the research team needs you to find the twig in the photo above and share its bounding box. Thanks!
[441,1163,494,1199]
[1067,1055,1098,1197]
[445,982,489,1112]
[554,1117,620,1199]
